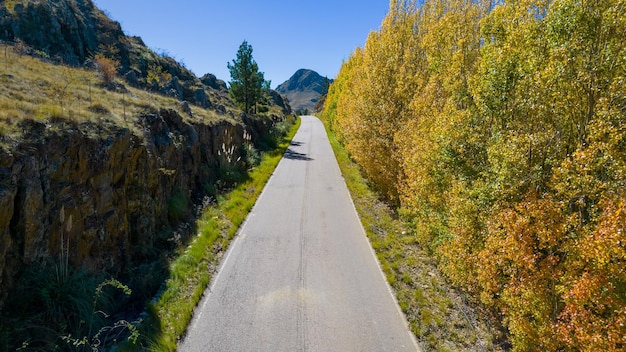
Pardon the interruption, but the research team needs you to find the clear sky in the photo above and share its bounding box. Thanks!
[92,1,391,88]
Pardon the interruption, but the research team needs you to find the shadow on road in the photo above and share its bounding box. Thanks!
[284,147,313,161]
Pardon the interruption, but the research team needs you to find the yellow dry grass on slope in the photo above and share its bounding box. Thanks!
[0,43,230,141]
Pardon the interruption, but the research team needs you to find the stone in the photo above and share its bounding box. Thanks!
[160,108,183,130]
[193,87,210,108]
[124,68,141,87]
[180,101,192,117]
[162,77,183,100]
[200,73,228,91]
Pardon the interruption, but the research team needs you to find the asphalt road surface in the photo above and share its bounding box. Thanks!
[179,116,420,352]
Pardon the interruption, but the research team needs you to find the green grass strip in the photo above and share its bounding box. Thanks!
[121,117,301,351]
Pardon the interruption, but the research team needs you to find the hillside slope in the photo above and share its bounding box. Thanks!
[0,0,290,114]
[0,0,222,107]
[276,69,331,113]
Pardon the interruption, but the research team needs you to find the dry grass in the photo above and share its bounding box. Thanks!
[0,43,234,143]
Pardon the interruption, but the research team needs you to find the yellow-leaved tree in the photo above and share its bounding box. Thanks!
[324,0,626,350]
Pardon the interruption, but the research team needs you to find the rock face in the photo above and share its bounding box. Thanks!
[0,0,120,65]
[276,69,333,113]
[200,73,228,92]
[0,110,275,309]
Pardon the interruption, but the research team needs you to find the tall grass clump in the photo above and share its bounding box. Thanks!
[0,256,136,350]
[240,130,261,170]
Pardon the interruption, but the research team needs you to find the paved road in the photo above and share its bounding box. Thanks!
[179,116,420,352]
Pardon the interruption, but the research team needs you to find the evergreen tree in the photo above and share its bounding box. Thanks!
[227,40,265,114]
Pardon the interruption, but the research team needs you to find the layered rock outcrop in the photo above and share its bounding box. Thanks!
[0,110,275,309]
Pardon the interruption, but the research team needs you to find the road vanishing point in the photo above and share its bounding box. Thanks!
[179,116,420,352]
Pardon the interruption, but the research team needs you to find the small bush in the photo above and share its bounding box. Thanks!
[94,54,119,85]
[260,118,294,150]
[216,161,247,185]
[241,143,261,169]
[203,181,217,196]
[146,63,172,88]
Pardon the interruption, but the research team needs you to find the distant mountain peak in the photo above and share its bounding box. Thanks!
[276,69,332,113]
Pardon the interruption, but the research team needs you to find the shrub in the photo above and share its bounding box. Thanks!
[260,118,294,150]
[146,63,172,88]
[94,54,119,85]
[241,143,261,169]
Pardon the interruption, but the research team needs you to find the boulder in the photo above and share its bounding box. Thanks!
[162,76,183,100]
[193,87,210,108]
[200,73,228,91]
[124,68,141,87]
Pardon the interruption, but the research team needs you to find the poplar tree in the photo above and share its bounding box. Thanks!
[325,0,626,349]
[227,40,265,114]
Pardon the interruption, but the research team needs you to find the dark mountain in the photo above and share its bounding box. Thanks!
[276,69,332,114]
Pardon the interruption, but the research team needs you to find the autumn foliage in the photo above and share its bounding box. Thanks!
[94,54,119,85]
[324,0,626,350]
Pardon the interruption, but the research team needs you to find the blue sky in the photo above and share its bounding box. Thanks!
[93,1,390,88]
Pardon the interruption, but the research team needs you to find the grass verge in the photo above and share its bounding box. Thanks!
[120,117,301,351]
[321,117,507,351]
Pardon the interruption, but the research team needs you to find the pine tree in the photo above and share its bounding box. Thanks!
[227,40,265,114]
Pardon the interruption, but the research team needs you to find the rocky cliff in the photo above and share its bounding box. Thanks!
[0,0,111,65]
[0,109,276,309]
